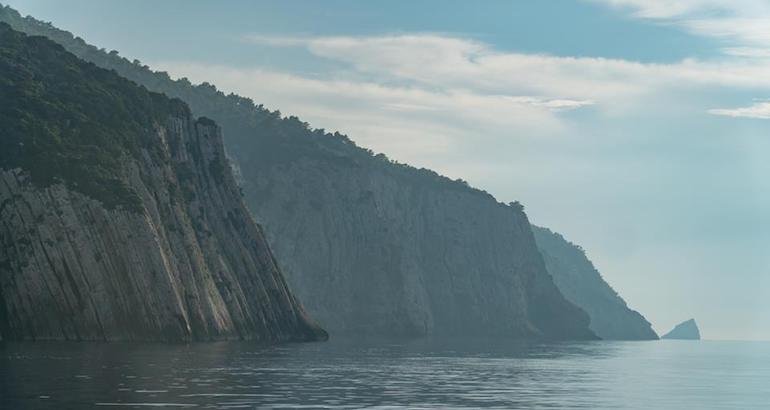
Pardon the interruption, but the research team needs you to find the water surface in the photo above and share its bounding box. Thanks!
[1,338,768,409]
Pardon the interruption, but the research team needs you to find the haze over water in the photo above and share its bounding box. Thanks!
[2,339,769,409]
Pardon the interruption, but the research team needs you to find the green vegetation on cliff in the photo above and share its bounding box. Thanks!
[0,21,189,212]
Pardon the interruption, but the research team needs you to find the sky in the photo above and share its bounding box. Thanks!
[6,0,770,340]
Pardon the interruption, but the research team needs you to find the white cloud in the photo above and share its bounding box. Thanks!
[685,17,770,46]
[502,97,595,111]
[594,0,736,18]
[242,33,770,109]
[590,1,770,120]
[709,101,770,119]
[593,0,770,53]
[247,33,770,92]
[721,47,770,58]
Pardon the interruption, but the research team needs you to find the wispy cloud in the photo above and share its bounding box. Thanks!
[593,0,770,56]
[503,97,595,111]
[594,0,741,18]
[591,1,770,117]
[721,47,770,58]
[244,34,607,108]
[709,101,770,119]
[242,33,770,105]
[252,33,770,85]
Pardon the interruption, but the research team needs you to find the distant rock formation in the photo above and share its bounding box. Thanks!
[662,319,700,340]
[0,24,326,343]
[532,227,658,340]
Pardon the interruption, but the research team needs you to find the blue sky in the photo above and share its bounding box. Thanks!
[7,0,770,340]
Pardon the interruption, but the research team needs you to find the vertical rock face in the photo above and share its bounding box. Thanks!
[244,159,594,339]
[662,319,700,340]
[0,24,325,342]
[0,9,595,340]
[532,227,658,340]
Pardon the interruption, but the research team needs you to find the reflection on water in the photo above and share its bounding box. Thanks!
[1,338,769,409]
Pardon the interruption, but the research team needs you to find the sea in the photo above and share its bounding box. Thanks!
[1,337,768,409]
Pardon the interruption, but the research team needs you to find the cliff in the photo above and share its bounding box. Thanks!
[244,158,594,338]
[0,7,595,339]
[532,227,658,340]
[0,24,325,342]
[661,319,700,340]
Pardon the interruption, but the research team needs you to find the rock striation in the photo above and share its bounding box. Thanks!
[0,24,325,342]
[0,7,596,339]
[661,319,700,340]
[532,227,658,340]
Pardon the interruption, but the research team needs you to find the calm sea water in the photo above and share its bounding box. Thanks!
[1,338,769,409]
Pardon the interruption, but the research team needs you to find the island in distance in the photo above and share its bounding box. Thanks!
[661,319,701,340]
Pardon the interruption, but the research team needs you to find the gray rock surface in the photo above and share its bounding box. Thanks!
[0,24,325,342]
[662,319,700,340]
[241,155,595,339]
[532,227,658,340]
[0,117,325,342]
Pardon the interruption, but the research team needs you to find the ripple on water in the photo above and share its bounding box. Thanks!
[2,339,770,409]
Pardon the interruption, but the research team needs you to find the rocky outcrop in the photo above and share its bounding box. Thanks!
[532,227,658,340]
[0,24,325,342]
[662,319,700,340]
[0,8,595,339]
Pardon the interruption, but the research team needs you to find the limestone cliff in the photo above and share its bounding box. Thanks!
[0,24,325,342]
[532,227,658,340]
[0,8,595,339]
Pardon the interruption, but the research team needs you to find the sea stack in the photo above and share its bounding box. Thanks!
[661,319,701,340]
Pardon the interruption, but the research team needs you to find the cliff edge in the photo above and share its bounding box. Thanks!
[532,227,658,340]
